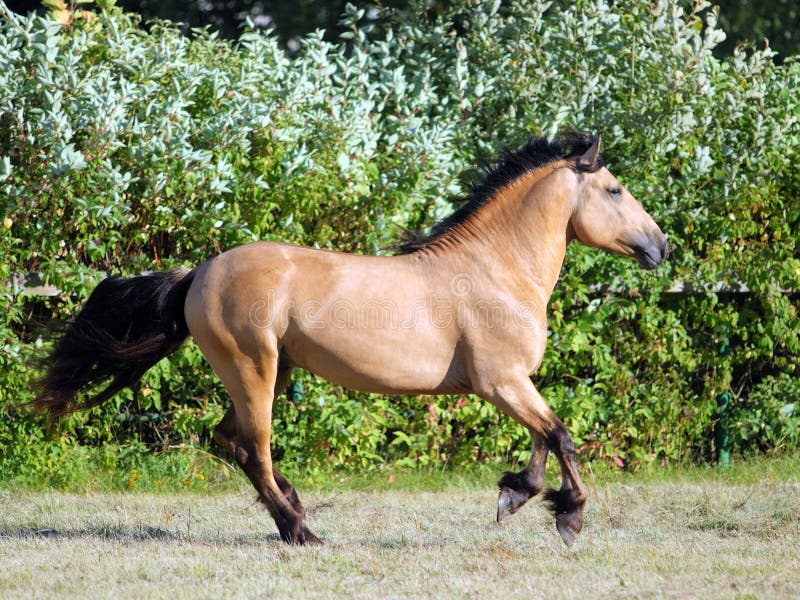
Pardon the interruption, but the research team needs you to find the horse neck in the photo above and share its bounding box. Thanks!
[441,165,574,303]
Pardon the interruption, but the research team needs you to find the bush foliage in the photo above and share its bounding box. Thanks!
[1,0,798,482]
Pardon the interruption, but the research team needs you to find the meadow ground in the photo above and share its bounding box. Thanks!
[1,458,798,599]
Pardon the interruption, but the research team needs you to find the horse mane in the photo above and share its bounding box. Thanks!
[395,131,604,254]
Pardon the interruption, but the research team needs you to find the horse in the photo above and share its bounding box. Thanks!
[32,132,667,547]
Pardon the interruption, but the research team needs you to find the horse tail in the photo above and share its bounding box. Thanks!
[31,268,196,418]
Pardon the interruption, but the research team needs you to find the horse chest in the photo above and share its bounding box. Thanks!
[461,313,548,377]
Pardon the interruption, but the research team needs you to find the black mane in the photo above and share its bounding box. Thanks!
[395,131,603,254]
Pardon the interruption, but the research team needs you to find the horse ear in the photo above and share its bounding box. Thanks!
[577,134,601,167]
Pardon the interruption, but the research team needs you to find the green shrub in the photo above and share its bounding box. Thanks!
[730,373,800,453]
[1,0,798,483]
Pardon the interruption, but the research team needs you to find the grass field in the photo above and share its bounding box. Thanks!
[1,458,798,599]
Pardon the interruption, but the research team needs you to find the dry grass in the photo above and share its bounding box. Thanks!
[1,470,798,599]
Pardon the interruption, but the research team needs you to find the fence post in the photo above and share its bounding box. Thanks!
[288,380,305,404]
[716,328,731,469]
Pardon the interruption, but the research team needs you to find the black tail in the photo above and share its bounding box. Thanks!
[31,268,196,418]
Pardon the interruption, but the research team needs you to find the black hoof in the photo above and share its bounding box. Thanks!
[555,512,581,547]
[281,524,323,545]
[543,488,585,548]
[297,525,323,545]
[497,487,533,522]
[496,470,541,522]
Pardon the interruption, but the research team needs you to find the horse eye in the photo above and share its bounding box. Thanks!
[608,186,622,198]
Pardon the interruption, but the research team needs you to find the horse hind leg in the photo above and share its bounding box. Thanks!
[273,470,307,521]
[233,432,319,545]
[235,376,320,543]
[213,405,237,455]
[213,368,309,522]
[204,342,319,544]
[213,366,295,454]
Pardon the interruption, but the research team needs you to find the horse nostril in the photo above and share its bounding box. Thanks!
[661,239,672,262]
[655,233,669,262]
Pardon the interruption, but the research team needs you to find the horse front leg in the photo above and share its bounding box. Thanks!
[542,421,588,547]
[482,376,587,547]
[497,431,548,522]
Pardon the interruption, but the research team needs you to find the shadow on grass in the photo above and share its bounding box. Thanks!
[0,525,458,550]
[0,524,281,545]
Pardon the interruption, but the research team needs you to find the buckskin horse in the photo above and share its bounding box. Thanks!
[32,133,667,547]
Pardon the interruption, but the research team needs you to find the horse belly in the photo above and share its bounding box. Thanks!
[283,326,462,395]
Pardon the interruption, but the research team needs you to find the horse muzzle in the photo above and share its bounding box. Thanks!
[631,232,668,270]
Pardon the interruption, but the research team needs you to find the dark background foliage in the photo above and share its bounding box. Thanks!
[7,0,800,59]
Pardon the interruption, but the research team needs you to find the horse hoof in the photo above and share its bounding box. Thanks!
[555,513,580,548]
[497,488,513,522]
[283,524,323,545]
[298,526,323,545]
